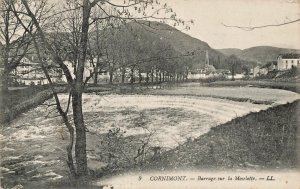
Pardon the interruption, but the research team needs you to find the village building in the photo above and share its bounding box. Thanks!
[277,54,300,70]
[13,57,63,85]
[62,58,114,84]
[266,61,278,71]
[251,61,279,77]
[188,51,225,79]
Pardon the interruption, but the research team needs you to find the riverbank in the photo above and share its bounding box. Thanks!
[141,100,299,171]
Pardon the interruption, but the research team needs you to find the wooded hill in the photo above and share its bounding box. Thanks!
[126,21,229,70]
[7,20,258,77]
[218,46,300,64]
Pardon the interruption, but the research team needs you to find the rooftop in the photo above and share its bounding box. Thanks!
[279,54,300,59]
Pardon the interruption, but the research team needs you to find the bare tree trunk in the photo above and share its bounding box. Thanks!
[72,91,87,176]
[146,71,149,84]
[32,37,77,177]
[1,70,9,93]
[185,70,189,81]
[19,0,89,178]
[109,70,113,84]
[71,0,90,177]
[130,67,134,84]
[159,72,162,83]
[231,66,235,81]
[138,69,142,83]
[121,66,125,84]
[94,70,98,85]
[0,70,10,123]
[151,70,154,83]
[94,57,100,85]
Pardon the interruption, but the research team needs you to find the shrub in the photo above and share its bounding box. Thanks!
[199,74,228,83]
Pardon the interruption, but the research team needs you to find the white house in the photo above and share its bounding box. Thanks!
[62,60,94,83]
[188,68,207,79]
[251,66,261,77]
[14,57,63,85]
[277,54,300,70]
[14,57,46,85]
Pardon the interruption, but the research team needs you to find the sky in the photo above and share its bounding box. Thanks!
[48,0,300,50]
[162,0,300,50]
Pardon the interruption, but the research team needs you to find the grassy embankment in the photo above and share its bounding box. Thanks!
[1,86,53,123]
[142,100,299,171]
[1,84,114,123]
[205,80,300,93]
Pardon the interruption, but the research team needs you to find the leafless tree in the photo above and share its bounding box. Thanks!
[10,0,186,182]
[0,0,35,122]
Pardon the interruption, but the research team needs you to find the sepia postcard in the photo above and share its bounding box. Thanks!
[0,0,299,188]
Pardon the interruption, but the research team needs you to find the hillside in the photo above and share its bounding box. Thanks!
[217,48,243,56]
[128,21,227,69]
[218,46,300,64]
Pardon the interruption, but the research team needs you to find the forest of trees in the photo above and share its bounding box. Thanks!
[85,22,193,84]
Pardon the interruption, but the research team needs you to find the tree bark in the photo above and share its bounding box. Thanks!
[231,65,235,81]
[130,67,134,84]
[72,91,87,176]
[146,72,149,84]
[19,0,89,178]
[109,70,113,84]
[159,72,162,83]
[33,37,77,177]
[94,57,100,85]
[151,70,154,83]
[121,67,125,84]
[138,69,142,83]
[71,0,90,177]
[0,70,10,123]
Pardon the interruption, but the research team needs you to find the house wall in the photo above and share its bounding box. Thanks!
[259,68,268,75]
[15,57,63,85]
[62,60,94,83]
[22,79,49,85]
[268,64,277,71]
[277,57,300,70]
[253,66,260,77]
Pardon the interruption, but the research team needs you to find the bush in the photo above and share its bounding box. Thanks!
[30,81,35,86]
[276,67,299,79]
[199,74,228,83]
[256,70,279,79]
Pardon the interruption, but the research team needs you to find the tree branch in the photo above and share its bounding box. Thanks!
[222,18,300,31]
